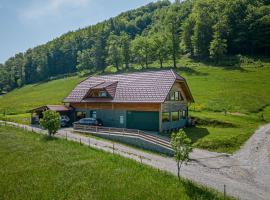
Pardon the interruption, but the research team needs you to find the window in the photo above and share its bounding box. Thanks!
[175,91,179,101]
[98,91,107,97]
[76,111,86,120]
[166,91,181,101]
[90,110,97,118]
[170,92,175,101]
[162,112,170,122]
[120,115,124,124]
[172,112,179,121]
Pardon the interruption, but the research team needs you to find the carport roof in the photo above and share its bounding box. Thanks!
[31,105,71,113]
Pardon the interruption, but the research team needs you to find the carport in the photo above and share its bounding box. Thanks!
[30,105,73,125]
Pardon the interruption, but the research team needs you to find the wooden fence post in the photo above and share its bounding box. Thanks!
[224,184,226,199]
[113,143,115,154]
[89,138,91,147]
[139,155,142,164]
[66,132,67,140]
[80,138,81,145]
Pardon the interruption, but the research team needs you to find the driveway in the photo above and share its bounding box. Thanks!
[2,121,270,200]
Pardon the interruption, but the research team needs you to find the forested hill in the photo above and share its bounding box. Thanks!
[0,0,270,93]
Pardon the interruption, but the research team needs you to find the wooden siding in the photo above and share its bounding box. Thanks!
[162,81,188,112]
[70,102,160,112]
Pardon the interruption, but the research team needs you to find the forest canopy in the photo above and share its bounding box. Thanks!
[1,0,270,92]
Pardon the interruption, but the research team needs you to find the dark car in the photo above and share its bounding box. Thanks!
[74,118,103,126]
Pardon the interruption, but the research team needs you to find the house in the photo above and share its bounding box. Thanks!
[64,69,194,132]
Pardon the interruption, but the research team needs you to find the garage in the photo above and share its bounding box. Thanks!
[126,111,159,132]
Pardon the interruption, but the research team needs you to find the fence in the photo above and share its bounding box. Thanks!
[73,124,173,151]
[0,120,231,199]
[0,121,151,165]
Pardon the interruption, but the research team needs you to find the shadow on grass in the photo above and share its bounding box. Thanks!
[41,135,58,142]
[190,55,247,72]
[183,127,209,144]
[178,66,208,76]
[181,179,230,200]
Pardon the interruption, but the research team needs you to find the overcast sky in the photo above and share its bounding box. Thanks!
[0,0,165,64]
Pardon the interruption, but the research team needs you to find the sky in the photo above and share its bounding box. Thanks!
[0,0,164,64]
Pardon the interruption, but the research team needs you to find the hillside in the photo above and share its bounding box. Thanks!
[1,0,270,93]
[1,57,270,153]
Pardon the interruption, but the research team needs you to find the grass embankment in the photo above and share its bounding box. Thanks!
[0,57,269,153]
[0,125,231,200]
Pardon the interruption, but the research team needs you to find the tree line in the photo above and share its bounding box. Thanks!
[0,0,269,93]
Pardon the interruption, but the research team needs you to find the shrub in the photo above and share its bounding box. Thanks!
[39,110,60,137]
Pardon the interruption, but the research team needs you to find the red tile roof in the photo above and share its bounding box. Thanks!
[64,69,194,103]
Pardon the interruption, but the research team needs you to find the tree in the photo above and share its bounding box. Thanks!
[119,32,131,69]
[39,110,61,137]
[166,7,181,68]
[171,130,192,180]
[107,34,123,70]
[131,36,154,68]
[152,33,169,68]
[181,17,195,56]
[209,33,227,62]
[191,2,214,58]
[76,49,95,72]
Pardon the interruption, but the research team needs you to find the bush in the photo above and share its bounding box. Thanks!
[39,110,60,137]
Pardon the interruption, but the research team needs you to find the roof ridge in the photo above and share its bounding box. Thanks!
[89,69,173,78]
[170,69,177,80]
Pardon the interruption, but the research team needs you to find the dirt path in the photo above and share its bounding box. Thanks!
[1,121,270,200]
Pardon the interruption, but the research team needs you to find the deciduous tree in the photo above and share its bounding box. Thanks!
[171,130,192,180]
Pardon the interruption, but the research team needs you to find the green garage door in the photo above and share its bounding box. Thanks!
[126,111,159,132]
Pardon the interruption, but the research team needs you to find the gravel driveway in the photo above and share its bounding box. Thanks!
[2,121,270,200]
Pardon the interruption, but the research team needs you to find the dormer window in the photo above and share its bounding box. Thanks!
[98,91,108,97]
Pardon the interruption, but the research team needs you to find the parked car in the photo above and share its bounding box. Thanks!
[60,115,70,127]
[74,118,103,126]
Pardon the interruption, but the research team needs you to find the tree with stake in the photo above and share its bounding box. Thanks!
[171,130,192,180]
[39,110,60,137]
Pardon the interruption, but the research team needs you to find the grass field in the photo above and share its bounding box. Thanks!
[0,125,231,200]
[0,76,84,114]
[0,57,269,153]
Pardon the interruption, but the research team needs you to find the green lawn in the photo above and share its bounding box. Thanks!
[0,76,84,114]
[184,111,263,153]
[0,125,231,200]
[0,57,269,153]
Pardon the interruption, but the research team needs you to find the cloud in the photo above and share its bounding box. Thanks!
[19,0,90,20]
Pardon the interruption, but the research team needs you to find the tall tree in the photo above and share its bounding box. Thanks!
[181,17,195,56]
[76,48,95,72]
[119,32,131,69]
[107,34,123,70]
[131,36,154,68]
[166,7,181,68]
[152,33,169,68]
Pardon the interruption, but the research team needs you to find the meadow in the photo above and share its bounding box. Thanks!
[0,125,231,200]
[0,57,269,153]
